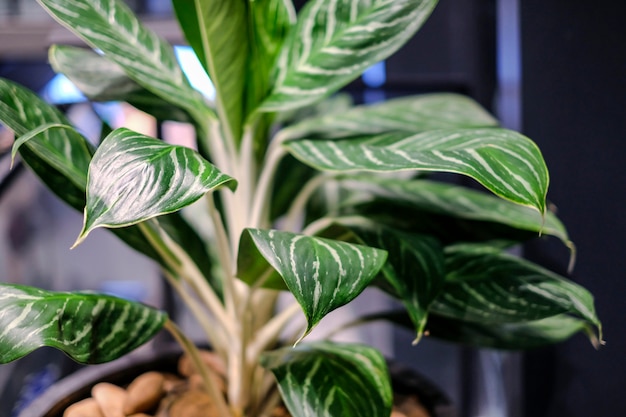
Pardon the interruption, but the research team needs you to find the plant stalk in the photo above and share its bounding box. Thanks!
[164,320,232,417]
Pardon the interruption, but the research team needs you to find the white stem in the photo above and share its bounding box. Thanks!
[249,143,287,229]
[164,271,228,357]
[165,320,232,417]
[283,174,328,232]
[248,301,303,361]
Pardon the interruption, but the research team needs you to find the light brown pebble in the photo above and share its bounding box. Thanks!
[168,390,218,417]
[178,350,226,377]
[395,394,430,417]
[162,373,185,393]
[123,371,165,415]
[63,398,105,417]
[91,382,128,417]
[189,372,226,393]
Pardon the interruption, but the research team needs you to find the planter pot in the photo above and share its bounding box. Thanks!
[18,346,455,417]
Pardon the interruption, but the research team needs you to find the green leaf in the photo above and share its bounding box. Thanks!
[240,229,387,339]
[286,128,549,213]
[431,245,602,341]
[0,80,214,278]
[278,93,498,140]
[364,310,597,349]
[0,284,167,364]
[77,128,236,245]
[345,224,445,342]
[49,45,194,124]
[261,342,392,417]
[246,0,296,114]
[425,314,599,350]
[37,0,213,127]
[0,78,93,210]
[340,177,570,245]
[260,0,438,112]
[172,0,247,143]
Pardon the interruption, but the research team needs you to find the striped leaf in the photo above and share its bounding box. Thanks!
[340,177,570,245]
[246,0,296,114]
[278,93,499,141]
[241,229,387,338]
[77,128,236,245]
[259,0,438,112]
[286,128,549,213]
[431,245,602,340]
[345,225,445,342]
[0,78,93,210]
[425,314,599,350]
[369,310,597,349]
[261,342,392,417]
[0,284,167,364]
[49,45,193,123]
[0,80,213,281]
[37,0,213,127]
[172,0,247,143]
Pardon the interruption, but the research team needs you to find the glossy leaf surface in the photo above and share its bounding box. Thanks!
[0,284,167,364]
[286,128,549,213]
[370,310,596,349]
[78,128,236,244]
[261,342,392,417]
[432,245,602,339]
[246,0,296,114]
[241,229,387,338]
[49,45,193,123]
[278,93,498,140]
[346,225,445,341]
[340,177,569,244]
[38,0,212,125]
[0,78,93,210]
[173,0,247,142]
[260,0,437,112]
[425,314,598,350]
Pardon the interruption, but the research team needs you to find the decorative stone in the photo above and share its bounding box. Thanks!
[63,398,105,417]
[91,382,127,417]
[124,371,166,415]
[178,350,226,378]
[167,390,218,417]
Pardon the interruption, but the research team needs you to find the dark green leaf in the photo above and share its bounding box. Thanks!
[260,0,437,111]
[339,177,570,245]
[278,93,498,140]
[431,245,602,341]
[343,224,445,341]
[49,45,194,123]
[261,342,392,417]
[38,0,213,128]
[425,314,599,350]
[77,128,236,244]
[286,128,549,214]
[173,0,247,143]
[240,229,387,339]
[0,284,167,364]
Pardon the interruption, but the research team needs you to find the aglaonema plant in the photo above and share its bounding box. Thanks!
[0,0,602,416]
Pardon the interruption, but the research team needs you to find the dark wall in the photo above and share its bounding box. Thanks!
[521,2,626,416]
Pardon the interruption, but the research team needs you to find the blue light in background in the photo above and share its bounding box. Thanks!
[174,45,216,100]
[43,74,85,104]
[362,61,387,88]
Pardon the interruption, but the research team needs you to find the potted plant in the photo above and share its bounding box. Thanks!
[0,0,603,416]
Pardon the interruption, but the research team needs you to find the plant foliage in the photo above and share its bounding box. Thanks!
[0,0,601,416]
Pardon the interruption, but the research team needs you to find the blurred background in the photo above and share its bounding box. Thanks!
[0,0,624,416]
